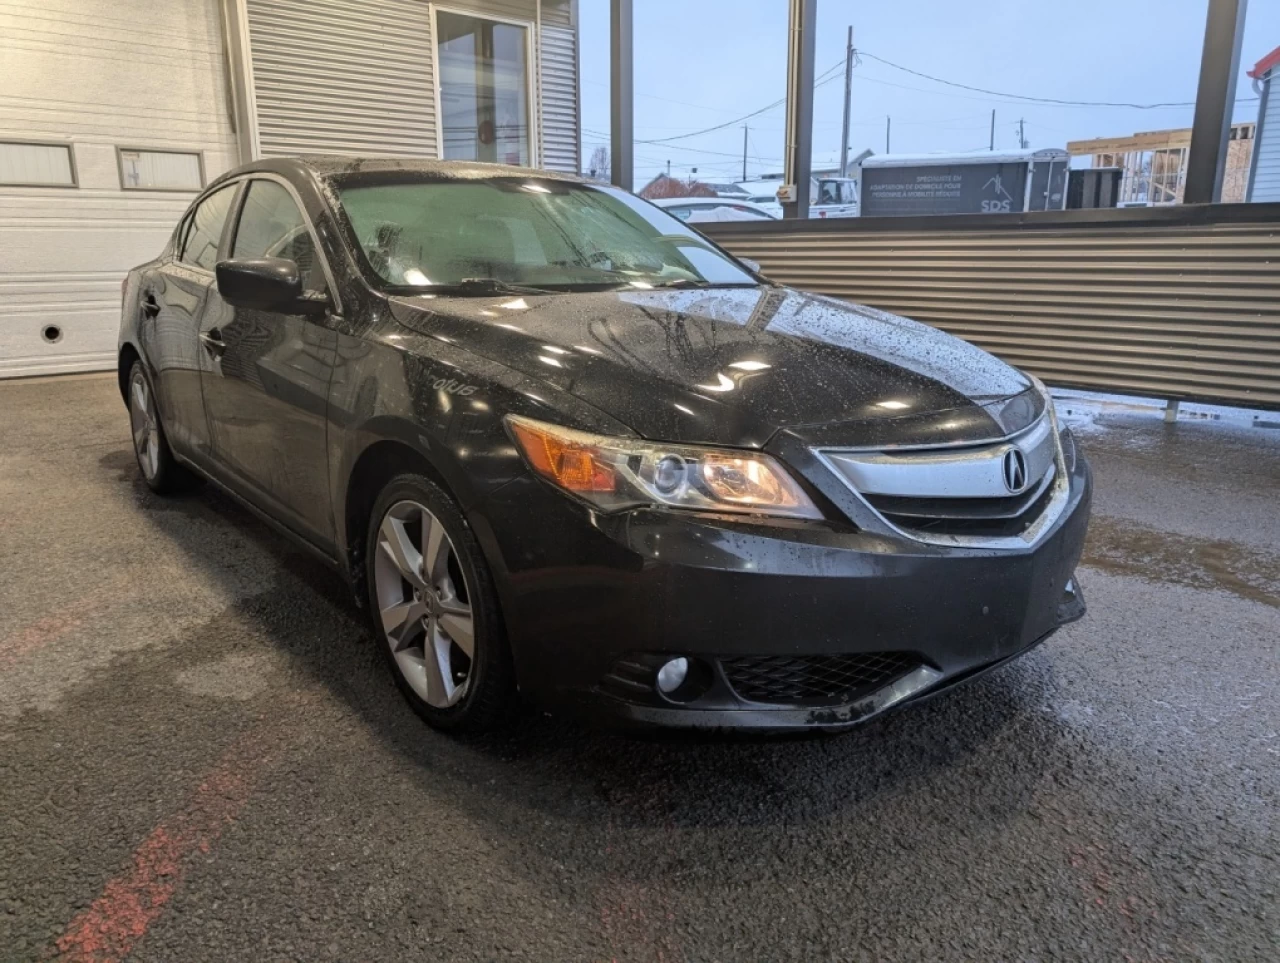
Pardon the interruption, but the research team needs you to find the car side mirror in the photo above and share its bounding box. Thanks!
[739,257,762,275]
[215,257,326,316]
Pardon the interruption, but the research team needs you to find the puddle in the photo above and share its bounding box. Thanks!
[1084,516,1280,609]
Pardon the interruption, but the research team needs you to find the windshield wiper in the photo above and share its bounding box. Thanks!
[436,277,558,297]
[645,279,759,290]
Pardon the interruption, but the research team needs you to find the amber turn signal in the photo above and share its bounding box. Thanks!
[508,419,617,492]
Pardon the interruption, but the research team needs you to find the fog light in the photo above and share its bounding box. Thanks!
[656,657,689,694]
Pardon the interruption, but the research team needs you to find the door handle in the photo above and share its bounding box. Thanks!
[200,328,227,357]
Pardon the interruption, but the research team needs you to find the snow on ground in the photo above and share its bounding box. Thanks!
[1050,387,1280,438]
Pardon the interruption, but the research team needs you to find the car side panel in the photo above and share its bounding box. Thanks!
[142,258,217,457]
[325,311,634,570]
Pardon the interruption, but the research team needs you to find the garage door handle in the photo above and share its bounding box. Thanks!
[199,329,226,356]
[141,294,161,318]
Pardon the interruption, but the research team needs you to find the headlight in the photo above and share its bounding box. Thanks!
[1028,374,1054,419]
[1028,373,1074,470]
[506,415,821,519]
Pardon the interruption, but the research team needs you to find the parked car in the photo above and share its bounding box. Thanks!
[119,157,1090,733]
[735,184,786,218]
[650,197,779,222]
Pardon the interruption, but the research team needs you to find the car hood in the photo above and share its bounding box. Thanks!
[388,285,1041,449]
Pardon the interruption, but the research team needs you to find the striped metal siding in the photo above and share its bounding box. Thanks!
[704,209,1280,411]
[1250,76,1280,202]
[539,21,579,172]
[246,0,577,170]
[247,0,438,157]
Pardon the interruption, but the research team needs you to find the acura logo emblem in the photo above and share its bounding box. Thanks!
[1002,447,1028,493]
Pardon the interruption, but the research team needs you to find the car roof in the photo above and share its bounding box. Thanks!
[209,155,590,189]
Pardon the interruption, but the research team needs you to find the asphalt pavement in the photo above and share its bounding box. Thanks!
[1,374,1277,963]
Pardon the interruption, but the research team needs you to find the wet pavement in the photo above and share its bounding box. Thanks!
[1,374,1277,963]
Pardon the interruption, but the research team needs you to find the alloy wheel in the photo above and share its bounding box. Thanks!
[373,499,476,708]
[129,371,160,480]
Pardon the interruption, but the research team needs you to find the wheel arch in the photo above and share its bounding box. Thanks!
[338,426,478,602]
[117,342,142,404]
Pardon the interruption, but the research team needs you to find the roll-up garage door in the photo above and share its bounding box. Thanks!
[0,0,237,378]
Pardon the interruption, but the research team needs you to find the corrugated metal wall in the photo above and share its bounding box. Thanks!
[0,0,237,378]
[245,0,579,171]
[704,205,1280,411]
[247,0,439,158]
[1249,75,1279,202]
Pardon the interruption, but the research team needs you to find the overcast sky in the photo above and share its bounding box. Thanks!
[578,0,1280,185]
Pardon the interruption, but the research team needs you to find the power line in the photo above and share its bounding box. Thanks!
[583,128,763,160]
[636,59,846,145]
[857,50,1258,110]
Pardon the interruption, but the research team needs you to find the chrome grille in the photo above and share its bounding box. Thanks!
[818,412,1068,547]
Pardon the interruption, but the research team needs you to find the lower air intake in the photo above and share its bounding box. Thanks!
[720,652,921,706]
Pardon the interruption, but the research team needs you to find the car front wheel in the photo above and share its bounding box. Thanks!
[365,473,515,732]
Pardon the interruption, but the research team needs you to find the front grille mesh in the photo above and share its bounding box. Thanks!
[720,652,919,705]
[867,471,1057,539]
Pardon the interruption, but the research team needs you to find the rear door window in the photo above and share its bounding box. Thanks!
[231,179,325,293]
[180,185,238,272]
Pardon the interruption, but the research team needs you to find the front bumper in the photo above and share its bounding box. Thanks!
[472,450,1091,731]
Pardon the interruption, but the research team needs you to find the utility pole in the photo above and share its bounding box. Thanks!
[839,25,853,176]
[666,159,670,177]
[990,109,996,151]
[1018,118,1028,149]
[742,126,749,182]
[885,115,891,154]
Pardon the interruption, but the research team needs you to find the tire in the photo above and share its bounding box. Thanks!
[365,472,516,732]
[127,361,197,494]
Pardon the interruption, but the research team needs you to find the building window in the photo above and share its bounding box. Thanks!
[117,148,204,191]
[435,9,532,167]
[0,141,76,187]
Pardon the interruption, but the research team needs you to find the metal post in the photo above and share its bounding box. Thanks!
[1164,399,1181,423]
[743,126,749,182]
[781,0,816,220]
[990,109,996,151]
[885,116,891,154]
[1185,0,1248,204]
[609,0,633,191]
[839,26,853,177]
[218,0,261,162]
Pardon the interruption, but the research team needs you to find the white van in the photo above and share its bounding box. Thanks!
[736,177,859,219]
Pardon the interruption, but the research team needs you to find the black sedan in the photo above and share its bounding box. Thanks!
[118,157,1090,733]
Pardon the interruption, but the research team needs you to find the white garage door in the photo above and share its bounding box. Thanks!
[0,0,239,379]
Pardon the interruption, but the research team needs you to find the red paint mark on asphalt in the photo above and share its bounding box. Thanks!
[0,613,87,669]
[49,729,277,963]
[0,577,133,671]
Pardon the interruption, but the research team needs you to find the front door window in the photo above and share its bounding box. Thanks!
[436,10,531,167]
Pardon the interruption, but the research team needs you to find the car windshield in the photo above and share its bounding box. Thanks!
[332,176,758,294]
